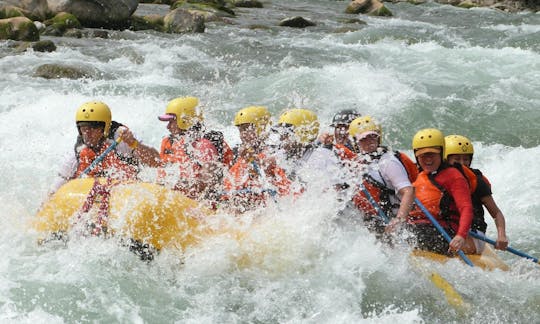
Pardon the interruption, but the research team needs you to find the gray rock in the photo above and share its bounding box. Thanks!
[31,39,56,51]
[14,39,55,52]
[164,8,205,33]
[0,16,39,40]
[0,0,49,20]
[34,63,95,79]
[47,0,139,28]
[278,16,316,28]
[345,0,393,16]
[232,0,263,8]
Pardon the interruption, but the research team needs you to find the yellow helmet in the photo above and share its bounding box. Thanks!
[444,135,474,159]
[161,97,202,130]
[278,108,319,144]
[412,128,445,156]
[234,106,271,135]
[75,101,112,136]
[348,115,382,140]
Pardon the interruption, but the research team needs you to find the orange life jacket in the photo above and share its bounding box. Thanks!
[159,136,218,196]
[408,171,457,229]
[221,141,234,168]
[223,153,291,200]
[334,143,356,161]
[159,136,215,175]
[75,142,137,180]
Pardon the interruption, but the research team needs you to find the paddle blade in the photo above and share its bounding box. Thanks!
[428,272,468,310]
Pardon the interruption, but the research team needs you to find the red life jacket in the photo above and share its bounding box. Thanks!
[75,142,137,180]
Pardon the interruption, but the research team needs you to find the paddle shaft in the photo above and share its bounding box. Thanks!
[468,230,539,264]
[414,198,475,267]
[358,184,390,224]
[80,138,121,177]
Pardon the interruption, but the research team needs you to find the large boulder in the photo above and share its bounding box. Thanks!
[171,0,235,18]
[0,0,49,20]
[164,8,205,33]
[47,0,139,28]
[229,0,262,8]
[34,63,98,79]
[0,16,39,40]
[129,14,164,32]
[15,39,56,52]
[345,0,393,16]
[0,5,25,19]
[279,16,316,28]
[42,11,80,35]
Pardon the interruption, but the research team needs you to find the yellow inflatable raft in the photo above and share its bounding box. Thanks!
[34,178,215,250]
[411,245,510,271]
[35,178,511,275]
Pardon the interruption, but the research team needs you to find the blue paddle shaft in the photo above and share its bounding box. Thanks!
[359,184,389,224]
[80,139,120,177]
[468,230,539,264]
[414,198,475,267]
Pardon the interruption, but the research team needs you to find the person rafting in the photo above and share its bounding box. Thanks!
[444,134,509,253]
[318,109,361,159]
[269,108,344,191]
[50,101,160,194]
[347,116,416,236]
[406,128,474,255]
[222,106,291,213]
[157,96,223,201]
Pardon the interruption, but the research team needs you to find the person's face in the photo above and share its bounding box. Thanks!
[334,124,349,144]
[166,117,183,136]
[417,152,442,173]
[238,123,258,144]
[358,134,380,153]
[447,154,472,167]
[80,125,104,148]
[269,126,295,152]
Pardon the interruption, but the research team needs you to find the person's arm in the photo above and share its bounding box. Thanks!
[317,132,334,148]
[117,127,160,167]
[381,156,415,230]
[132,142,161,167]
[481,195,509,250]
[396,186,415,221]
[444,169,473,252]
[385,186,415,232]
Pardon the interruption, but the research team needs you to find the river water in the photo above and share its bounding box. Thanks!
[0,1,539,322]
